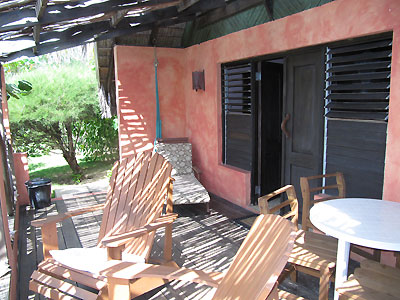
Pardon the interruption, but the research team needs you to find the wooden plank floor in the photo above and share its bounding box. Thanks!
[18,191,324,300]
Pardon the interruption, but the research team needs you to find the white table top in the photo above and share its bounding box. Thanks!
[310,198,400,251]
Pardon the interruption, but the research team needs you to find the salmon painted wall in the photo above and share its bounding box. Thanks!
[114,46,186,157]
[115,0,400,209]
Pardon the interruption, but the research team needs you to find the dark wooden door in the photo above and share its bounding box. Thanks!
[283,49,325,211]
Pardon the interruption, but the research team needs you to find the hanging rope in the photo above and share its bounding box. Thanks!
[154,42,162,141]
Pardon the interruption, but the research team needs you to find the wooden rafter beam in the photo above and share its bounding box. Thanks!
[0,0,179,33]
[110,9,130,28]
[196,0,263,28]
[0,0,32,13]
[1,8,196,62]
[32,25,40,46]
[35,0,48,19]
[177,0,201,12]
[110,0,180,28]
[264,0,274,21]
[149,25,159,46]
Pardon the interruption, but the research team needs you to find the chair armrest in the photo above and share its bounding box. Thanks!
[101,213,178,248]
[192,166,201,180]
[100,261,224,288]
[31,203,105,227]
[31,203,105,260]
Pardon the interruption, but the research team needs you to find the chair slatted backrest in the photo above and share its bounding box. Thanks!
[97,151,173,260]
[258,185,299,229]
[213,214,295,300]
[300,172,345,231]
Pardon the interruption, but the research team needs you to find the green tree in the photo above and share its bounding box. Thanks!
[8,63,99,175]
[75,116,119,162]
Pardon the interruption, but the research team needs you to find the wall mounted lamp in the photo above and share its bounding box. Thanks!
[192,70,205,92]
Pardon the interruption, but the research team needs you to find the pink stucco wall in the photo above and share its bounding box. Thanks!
[115,47,187,157]
[115,0,400,210]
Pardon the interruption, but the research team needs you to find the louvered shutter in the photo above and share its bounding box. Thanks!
[221,62,253,170]
[325,38,392,121]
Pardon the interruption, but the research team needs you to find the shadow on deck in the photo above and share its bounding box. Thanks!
[17,192,323,300]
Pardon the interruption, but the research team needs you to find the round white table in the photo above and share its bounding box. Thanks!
[310,198,400,300]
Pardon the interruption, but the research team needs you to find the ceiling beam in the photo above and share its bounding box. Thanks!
[110,9,130,28]
[149,26,159,46]
[264,0,274,21]
[33,0,48,46]
[0,0,179,33]
[1,7,196,62]
[35,0,48,19]
[177,0,201,12]
[0,0,32,13]
[196,0,263,28]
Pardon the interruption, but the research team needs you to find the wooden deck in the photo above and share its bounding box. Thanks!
[17,191,324,300]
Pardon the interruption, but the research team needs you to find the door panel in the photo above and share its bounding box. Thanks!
[283,49,325,214]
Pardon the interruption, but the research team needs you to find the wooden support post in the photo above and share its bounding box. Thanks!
[107,245,124,260]
[0,64,16,300]
[41,223,58,259]
[108,277,130,300]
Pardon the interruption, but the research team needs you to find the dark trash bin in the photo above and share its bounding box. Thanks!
[25,178,52,209]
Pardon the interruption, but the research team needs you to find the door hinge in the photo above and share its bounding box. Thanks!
[255,185,261,195]
[256,72,262,81]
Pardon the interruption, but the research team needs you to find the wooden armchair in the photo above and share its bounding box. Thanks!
[259,185,337,300]
[336,253,400,299]
[155,137,210,212]
[300,172,381,262]
[300,172,346,232]
[30,151,178,299]
[97,214,296,300]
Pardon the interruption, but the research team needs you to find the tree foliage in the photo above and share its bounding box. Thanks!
[8,62,101,174]
[75,116,119,162]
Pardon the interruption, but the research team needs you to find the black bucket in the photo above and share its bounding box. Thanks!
[25,178,52,209]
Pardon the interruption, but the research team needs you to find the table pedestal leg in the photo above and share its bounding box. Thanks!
[334,239,350,300]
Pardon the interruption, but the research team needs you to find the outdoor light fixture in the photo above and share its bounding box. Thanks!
[192,70,205,91]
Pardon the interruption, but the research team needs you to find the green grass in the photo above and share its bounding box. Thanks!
[29,159,115,186]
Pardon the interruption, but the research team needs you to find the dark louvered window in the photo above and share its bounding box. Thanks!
[325,38,392,121]
[221,62,253,171]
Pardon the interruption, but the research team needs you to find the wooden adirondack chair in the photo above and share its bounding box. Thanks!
[259,185,337,300]
[96,214,296,300]
[29,150,177,299]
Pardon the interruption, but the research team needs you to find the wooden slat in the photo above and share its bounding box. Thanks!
[360,259,400,280]
[117,152,144,235]
[278,289,307,300]
[0,0,179,32]
[103,158,128,237]
[31,271,98,300]
[325,111,388,120]
[327,71,391,82]
[326,82,390,91]
[327,61,391,73]
[38,259,107,290]
[98,160,119,241]
[354,267,400,297]
[336,274,400,300]
[29,280,75,300]
[327,39,392,55]
[112,155,137,234]
[327,92,389,100]
[326,101,388,111]
[327,50,391,64]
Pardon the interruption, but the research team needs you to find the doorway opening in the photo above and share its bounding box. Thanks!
[253,58,284,204]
